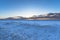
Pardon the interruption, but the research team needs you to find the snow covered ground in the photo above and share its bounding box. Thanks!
[0,20,60,40]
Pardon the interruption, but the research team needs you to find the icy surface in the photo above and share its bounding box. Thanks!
[0,20,60,40]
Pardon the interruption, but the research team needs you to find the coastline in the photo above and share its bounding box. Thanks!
[0,18,60,21]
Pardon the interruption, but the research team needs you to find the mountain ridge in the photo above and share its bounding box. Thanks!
[1,13,60,20]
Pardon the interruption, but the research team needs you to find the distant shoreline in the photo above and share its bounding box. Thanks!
[0,18,60,21]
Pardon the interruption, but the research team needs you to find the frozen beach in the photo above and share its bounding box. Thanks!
[0,20,60,40]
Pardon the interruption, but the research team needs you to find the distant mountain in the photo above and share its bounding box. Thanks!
[1,13,60,20]
[5,16,27,20]
[31,13,60,18]
[47,13,60,18]
[29,13,60,20]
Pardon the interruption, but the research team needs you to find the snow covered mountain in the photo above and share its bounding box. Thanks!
[1,13,60,20]
[5,16,27,19]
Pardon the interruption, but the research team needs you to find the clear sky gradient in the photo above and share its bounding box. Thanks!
[0,0,60,18]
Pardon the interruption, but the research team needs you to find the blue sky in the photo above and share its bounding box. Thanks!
[0,0,60,17]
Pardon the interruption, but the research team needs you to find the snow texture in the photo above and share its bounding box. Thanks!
[0,20,60,40]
